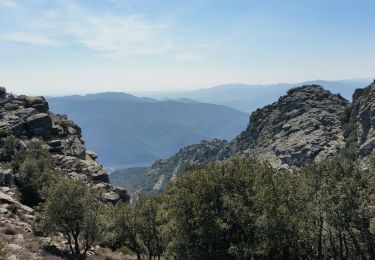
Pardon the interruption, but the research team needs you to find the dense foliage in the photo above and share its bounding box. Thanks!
[19,153,375,259]
[108,157,375,259]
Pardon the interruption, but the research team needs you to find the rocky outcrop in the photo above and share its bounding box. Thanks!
[0,91,128,203]
[233,85,349,167]
[351,80,375,158]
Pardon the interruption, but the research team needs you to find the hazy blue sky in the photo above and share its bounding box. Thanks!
[0,0,374,95]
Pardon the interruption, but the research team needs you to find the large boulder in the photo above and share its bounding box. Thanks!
[25,113,52,138]
[18,96,49,113]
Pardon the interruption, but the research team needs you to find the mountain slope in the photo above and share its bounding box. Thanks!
[109,139,231,196]
[47,93,248,168]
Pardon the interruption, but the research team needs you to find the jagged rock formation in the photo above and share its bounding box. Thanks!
[351,80,375,159]
[233,85,350,167]
[0,92,128,202]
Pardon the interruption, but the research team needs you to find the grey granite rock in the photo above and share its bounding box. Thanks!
[233,85,349,167]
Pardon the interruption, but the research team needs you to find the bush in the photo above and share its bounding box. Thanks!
[13,140,56,206]
[6,204,17,214]
[101,203,144,260]
[0,87,6,99]
[0,129,11,139]
[0,236,8,259]
[0,135,18,162]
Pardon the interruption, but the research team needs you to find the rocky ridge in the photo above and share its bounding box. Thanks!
[113,83,375,194]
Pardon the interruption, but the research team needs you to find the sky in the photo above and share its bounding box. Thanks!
[0,0,374,96]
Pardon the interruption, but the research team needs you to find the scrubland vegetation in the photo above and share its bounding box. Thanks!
[15,143,375,259]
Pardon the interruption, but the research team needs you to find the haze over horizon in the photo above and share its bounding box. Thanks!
[1,0,374,96]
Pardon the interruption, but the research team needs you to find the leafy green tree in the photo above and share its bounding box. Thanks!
[36,178,102,256]
[103,196,169,260]
[101,203,145,260]
[301,158,375,259]
[166,157,259,259]
[137,195,168,260]
[253,165,313,258]
[164,156,375,259]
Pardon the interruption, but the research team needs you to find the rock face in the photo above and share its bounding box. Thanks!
[146,138,231,191]
[110,139,231,198]
[0,92,128,202]
[233,85,350,167]
[351,80,375,158]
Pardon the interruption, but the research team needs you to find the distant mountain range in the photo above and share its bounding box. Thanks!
[47,93,248,168]
[48,78,372,170]
[142,79,372,112]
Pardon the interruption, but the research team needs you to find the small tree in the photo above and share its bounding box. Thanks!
[137,195,168,260]
[103,203,145,260]
[36,178,102,256]
[102,196,169,260]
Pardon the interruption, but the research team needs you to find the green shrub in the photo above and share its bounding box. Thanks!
[0,236,8,260]
[0,87,6,99]
[14,139,56,207]
[6,204,17,214]
[0,128,11,139]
